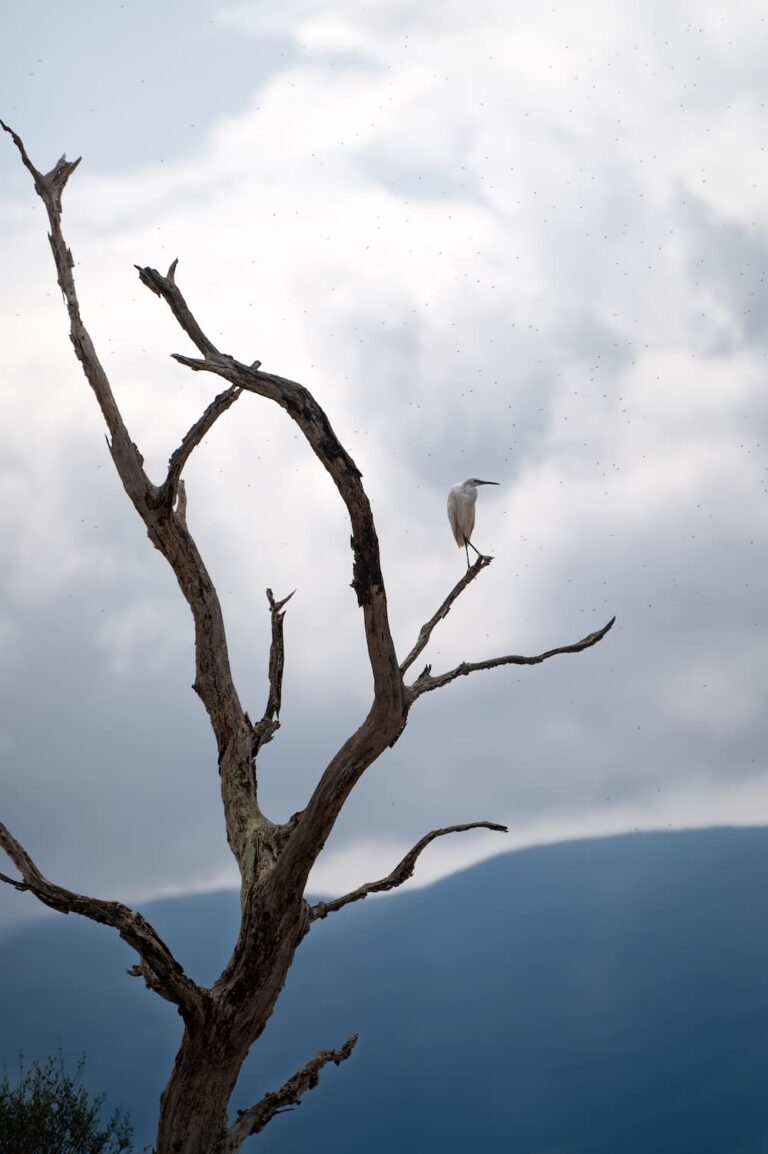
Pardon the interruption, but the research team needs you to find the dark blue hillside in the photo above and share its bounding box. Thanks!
[2,828,768,1152]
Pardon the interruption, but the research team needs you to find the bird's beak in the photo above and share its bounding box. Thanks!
[476,480,499,485]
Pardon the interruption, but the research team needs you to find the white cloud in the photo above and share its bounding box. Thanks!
[94,596,188,675]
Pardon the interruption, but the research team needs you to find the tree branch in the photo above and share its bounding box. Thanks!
[400,555,493,674]
[251,588,295,753]
[227,1034,358,1149]
[309,821,508,921]
[136,264,407,894]
[135,260,219,359]
[136,265,398,676]
[0,823,204,1022]
[407,616,616,700]
[163,384,243,505]
[2,126,274,878]
[1,120,149,506]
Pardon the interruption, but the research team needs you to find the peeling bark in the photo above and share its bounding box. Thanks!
[0,123,615,1154]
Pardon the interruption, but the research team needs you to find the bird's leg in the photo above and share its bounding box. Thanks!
[464,539,471,568]
[465,537,484,560]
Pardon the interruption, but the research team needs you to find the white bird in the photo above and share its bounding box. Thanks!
[447,478,499,566]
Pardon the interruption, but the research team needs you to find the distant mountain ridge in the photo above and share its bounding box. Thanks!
[2,827,768,1152]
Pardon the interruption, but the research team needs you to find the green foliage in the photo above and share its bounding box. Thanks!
[0,1053,133,1154]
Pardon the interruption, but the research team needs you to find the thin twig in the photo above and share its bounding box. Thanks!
[226,1034,358,1148]
[163,385,243,504]
[310,820,507,921]
[408,616,616,700]
[400,555,493,674]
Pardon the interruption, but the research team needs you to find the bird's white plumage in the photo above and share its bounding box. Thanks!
[447,481,477,547]
[446,477,499,563]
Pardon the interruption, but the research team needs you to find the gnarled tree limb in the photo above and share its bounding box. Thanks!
[0,822,204,1021]
[226,1034,358,1149]
[136,264,408,894]
[407,616,616,701]
[400,554,494,674]
[309,820,508,921]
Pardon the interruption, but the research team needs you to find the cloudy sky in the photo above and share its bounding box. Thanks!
[1,0,767,928]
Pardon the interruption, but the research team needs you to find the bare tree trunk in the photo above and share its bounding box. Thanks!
[157,1029,245,1154]
[156,884,312,1152]
[0,122,615,1154]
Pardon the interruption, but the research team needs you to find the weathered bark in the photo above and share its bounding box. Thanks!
[157,1024,358,1154]
[157,1028,244,1154]
[0,123,616,1154]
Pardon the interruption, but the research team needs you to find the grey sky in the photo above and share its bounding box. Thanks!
[0,0,294,180]
[2,0,768,926]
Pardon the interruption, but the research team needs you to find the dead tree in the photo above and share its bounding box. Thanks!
[0,124,614,1154]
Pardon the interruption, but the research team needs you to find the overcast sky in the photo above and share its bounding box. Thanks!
[2,0,768,928]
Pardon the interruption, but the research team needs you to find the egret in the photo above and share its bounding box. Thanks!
[447,478,499,566]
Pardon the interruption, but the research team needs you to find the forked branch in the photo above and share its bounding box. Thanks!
[0,823,204,1020]
[226,1034,358,1149]
[407,616,616,700]
[309,820,508,921]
